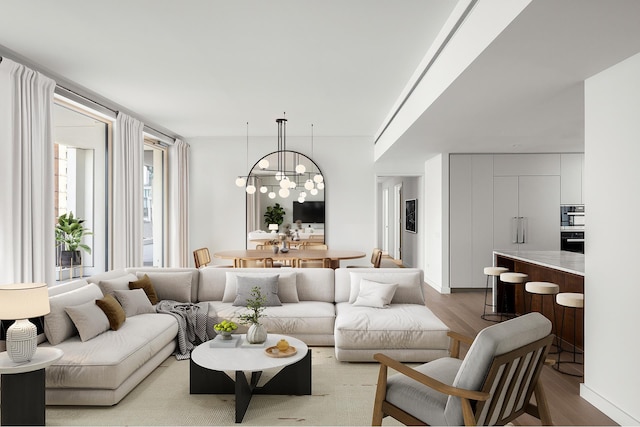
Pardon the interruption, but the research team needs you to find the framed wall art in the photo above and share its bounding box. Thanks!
[405,198,417,233]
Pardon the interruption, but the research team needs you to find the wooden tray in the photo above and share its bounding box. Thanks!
[265,345,297,358]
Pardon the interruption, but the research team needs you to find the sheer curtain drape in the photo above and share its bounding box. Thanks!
[112,112,144,269]
[0,58,56,285]
[168,139,189,267]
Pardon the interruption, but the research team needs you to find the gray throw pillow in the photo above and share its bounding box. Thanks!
[113,289,156,317]
[232,275,282,307]
[64,300,110,342]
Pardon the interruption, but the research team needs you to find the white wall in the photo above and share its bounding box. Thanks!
[188,135,375,266]
[581,52,640,425]
[424,154,449,293]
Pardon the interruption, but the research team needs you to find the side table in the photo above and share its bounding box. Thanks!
[0,347,63,426]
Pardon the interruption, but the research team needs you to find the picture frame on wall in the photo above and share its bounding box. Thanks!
[405,199,417,233]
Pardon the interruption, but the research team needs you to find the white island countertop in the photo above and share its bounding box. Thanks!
[493,250,584,276]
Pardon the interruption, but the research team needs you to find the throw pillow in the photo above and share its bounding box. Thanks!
[349,271,424,304]
[223,272,298,303]
[98,273,138,296]
[64,301,110,342]
[129,274,159,304]
[113,289,156,317]
[232,275,282,307]
[95,294,126,330]
[45,283,104,345]
[135,271,192,302]
[352,279,399,308]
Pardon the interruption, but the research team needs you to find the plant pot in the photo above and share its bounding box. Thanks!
[272,246,279,254]
[246,324,267,344]
[60,250,82,267]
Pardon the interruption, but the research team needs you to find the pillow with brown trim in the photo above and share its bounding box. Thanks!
[95,294,126,330]
[129,274,159,304]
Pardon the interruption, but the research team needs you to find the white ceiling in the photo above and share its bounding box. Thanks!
[2,0,640,167]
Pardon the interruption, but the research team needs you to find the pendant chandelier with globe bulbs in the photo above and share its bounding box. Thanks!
[235,116,324,203]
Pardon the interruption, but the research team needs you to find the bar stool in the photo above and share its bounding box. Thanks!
[481,267,509,322]
[525,281,560,352]
[499,272,528,320]
[555,292,584,376]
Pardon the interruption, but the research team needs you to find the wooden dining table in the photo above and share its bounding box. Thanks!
[213,249,366,269]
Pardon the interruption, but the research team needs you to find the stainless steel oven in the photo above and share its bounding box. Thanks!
[560,205,585,253]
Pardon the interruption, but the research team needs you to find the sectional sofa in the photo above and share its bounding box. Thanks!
[41,267,450,406]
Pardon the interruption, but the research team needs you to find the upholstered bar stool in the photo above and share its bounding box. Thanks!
[555,292,584,376]
[499,272,529,320]
[525,281,560,352]
[481,267,509,322]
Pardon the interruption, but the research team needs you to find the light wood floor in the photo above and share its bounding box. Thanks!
[422,285,617,426]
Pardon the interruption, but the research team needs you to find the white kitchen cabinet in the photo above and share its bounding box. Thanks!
[450,154,494,288]
[493,154,561,176]
[561,153,584,205]
[493,175,560,251]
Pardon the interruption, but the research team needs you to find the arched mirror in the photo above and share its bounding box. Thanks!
[246,150,325,248]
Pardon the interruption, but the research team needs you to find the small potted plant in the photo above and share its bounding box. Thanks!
[264,203,285,229]
[55,211,92,267]
[238,286,268,344]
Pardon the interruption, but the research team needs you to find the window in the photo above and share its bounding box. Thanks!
[143,140,166,267]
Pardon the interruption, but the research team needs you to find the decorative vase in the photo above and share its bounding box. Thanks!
[272,245,279,254]
[219,331,232,340]
[246,324,267,344]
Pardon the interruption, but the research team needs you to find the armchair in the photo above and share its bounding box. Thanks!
[372,312,554,426]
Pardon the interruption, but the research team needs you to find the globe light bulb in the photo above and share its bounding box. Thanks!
[310,188,318,196]
[289,180,297,189]
[275,171,283,181]
[268,191,276,199]
[295,164,306,174]
[299,191,307,198]
[298,197,305,203]
[235,177,246,187]
[317,182,325,190]
[245,184,256,194]
[279,176,290,189]
[279,188,290,198]
[304,179,314,190]
[260,186,268,193]
[258,158,269,169]
[313,173,324,183]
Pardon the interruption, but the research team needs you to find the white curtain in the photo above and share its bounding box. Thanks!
[112,112,144,269]
[0,58,56,285]
[168,139,189,267]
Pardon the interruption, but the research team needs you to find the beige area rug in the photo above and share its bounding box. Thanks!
[46,347,405,426]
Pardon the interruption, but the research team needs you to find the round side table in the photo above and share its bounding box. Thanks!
[0,347,63,426]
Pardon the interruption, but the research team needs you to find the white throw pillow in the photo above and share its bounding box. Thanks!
[352,279,398,308]
[136,271,193,302]
[64,301,110,342]
[113,289,157,317]
[45,283,104,345]
[223,272,298,303]
[98,273,138,296]
[349,271,424,304]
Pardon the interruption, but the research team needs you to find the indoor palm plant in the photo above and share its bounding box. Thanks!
[55,211,92,267]
[238,286,268,344]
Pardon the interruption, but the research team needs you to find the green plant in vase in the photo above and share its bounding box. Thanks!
[55,211,92,267]
[264,203,285,228]
[238,286,268,344]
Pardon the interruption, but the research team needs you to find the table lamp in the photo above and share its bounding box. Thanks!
[0,283,50,362]
[269,224,279,234]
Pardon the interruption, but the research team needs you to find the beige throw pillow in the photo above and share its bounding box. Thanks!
[64,301,110,341]
[45,283,104,345]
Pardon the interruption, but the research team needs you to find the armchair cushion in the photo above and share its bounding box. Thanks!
[386,357,463,426]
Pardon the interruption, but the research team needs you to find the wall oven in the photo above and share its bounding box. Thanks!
[560,205,585,253]
[561,231,584,253]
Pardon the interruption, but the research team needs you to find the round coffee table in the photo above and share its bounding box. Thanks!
[190,334,311,423]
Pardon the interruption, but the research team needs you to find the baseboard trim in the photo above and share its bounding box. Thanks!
[580,383,639,425]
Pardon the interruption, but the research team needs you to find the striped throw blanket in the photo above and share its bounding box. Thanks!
[156,301,212,360]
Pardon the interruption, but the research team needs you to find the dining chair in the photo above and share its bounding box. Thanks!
[295,257,331,268]
[300,243,328,250]
[233,257,274,268]
[347,248,382,268]
[372,312,554,426]
[193,248,211,268]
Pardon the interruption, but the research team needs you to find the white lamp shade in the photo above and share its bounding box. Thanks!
[317,182,325,190]
[299,191,307,198]
[245,184,256,194]
[268,191,276,199]
[313,173,324,183]
[259,186,268,193]
[298,197,305,203]
[258,158,269,169]
[279,188,290,198]
[295,164,306,174]
[235,176,246,187]
[0,283,50,320]
[289,180,296,189]
[279,176,290,189]
[304,180,314,190]
[310,188,318,196]
[269,224,279,231]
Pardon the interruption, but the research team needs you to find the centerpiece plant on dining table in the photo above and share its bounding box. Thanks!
[238,286,268,344]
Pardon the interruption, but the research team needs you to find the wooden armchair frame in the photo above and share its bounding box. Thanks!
[372,331,554,426]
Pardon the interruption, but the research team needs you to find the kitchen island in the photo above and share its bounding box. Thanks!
[494,250,584,349]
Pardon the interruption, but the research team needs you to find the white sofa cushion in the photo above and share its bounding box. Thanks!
[113,289,156,317]
[222,271,298,303]
[45,283,104,345]
[98,273,138,296]
[44,313,178,390]
[128,267,200,302]
[348,270,424,304]
[334,302,449,350]
[352,279,398,308]
[135,271,193,302]
[64,301,110,342]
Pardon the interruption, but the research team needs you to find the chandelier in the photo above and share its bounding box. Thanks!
[235,117,324,203]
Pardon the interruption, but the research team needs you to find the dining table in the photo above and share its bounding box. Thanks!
[213,249,366,269]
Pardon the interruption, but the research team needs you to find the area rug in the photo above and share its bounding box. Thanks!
[46,346,405,426]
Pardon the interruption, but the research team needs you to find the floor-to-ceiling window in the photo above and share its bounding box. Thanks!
[53,101,110,279]
[143,139,166,266]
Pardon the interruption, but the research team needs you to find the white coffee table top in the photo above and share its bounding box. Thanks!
[191,334,308,372]
[0,347,64,374]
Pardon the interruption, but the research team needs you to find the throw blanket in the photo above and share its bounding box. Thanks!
[156,301,212,360]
